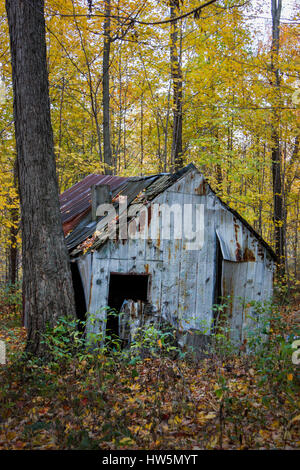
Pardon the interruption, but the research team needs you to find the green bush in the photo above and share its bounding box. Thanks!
[245,300,299,397]
[0,281,22,313]
[41,316,86,364]
[129,322,178,361]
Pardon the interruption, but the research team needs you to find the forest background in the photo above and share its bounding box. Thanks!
[0,0,299,290]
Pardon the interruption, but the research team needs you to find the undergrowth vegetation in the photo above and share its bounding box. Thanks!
[0,283,299,450]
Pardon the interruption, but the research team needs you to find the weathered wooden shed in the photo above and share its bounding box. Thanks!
[60,164,276,349]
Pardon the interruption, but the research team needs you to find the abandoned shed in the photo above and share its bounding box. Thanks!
[60,164,276,349]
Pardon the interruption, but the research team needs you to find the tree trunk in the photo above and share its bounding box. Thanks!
[8,158,19,287]
[270,0,285,274]
[6,0,76,356]
[170,1,183,171]
[103,0,113,175]
[140,93,144,173]
[294,190,299,280]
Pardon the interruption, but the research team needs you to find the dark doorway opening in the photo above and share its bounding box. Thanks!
[106,273,149,341]
[70,262,87,332]
[213,236,223,333]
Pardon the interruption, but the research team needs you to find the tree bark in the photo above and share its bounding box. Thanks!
[103,0,113,175]
[6,0,76,356]
[140,93,144,173]
[170,1,183,171]
[8,158,19,287]
[270,0,285,274]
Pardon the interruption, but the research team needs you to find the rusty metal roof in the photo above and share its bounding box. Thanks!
[60,164,276,261]
[65,165,195,254]
[60,174,127,234]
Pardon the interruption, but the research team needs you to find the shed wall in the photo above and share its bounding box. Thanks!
[81,168,274,342]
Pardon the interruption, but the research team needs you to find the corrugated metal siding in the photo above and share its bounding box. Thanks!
[87,170,208,335]
[87,168,274,343]
[222,260,273,344]
[72,166,274,345]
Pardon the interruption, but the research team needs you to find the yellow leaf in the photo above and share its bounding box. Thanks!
[119,437,136,446]
[287,373,293,381]
[207,435,218,448]
[205,412,217,419]
[129,383,140,391]
[174,415,182,425]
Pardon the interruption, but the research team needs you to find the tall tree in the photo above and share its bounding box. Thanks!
[270,0,284,273]
[170,0,183,170]
[6,0,76,355]
[103,0,113,175]
[8,158,19,287]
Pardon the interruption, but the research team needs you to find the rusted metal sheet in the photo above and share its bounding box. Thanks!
[63,208,90,237]
[60,174,127,234]
[66,176,159,253]
[216,214,259,263]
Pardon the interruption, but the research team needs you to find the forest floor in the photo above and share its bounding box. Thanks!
[0,305,299,450]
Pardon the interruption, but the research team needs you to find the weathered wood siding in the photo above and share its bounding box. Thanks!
[77,167,274,342]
